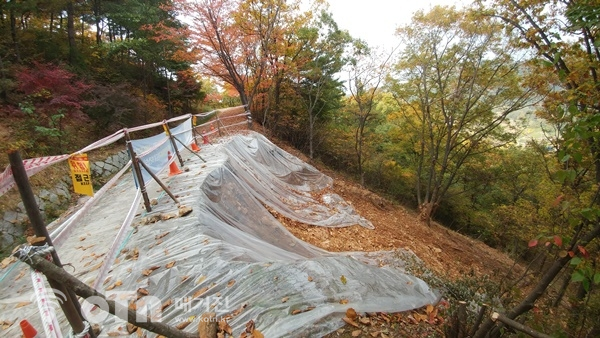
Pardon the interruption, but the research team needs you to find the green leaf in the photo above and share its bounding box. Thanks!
[572,270,585,282]
[570,257,582,266]
[594,273,600,285]
[583,278,590,292]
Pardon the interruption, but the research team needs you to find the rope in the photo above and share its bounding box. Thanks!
[14,244,55,264]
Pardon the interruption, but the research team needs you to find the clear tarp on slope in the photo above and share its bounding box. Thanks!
[222,134,374,229]
[0,131,438,338]
[98,132,438,337]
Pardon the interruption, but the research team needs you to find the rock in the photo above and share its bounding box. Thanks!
[3,211,18,224]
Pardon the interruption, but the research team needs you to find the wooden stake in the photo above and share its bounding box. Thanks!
[124,132,152,212]
[8,150,96,338]
[491,312,552,338]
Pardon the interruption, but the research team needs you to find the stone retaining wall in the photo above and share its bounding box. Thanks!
[0,150,129,251]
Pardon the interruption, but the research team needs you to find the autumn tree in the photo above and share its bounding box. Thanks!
[291,11,350,158]
[346,40,392,186]
[469,1,600,336]
[184,0,318,119]
[387,6,535,225]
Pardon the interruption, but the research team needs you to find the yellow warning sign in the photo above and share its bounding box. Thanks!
[68,154,93,196]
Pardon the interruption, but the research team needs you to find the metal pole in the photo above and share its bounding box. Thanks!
[163,122,184,167]
[137,158,179,205]
[124,131,152,212]
[8,150,94,338]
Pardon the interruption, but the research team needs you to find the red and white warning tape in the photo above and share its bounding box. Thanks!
[31,270,62,338]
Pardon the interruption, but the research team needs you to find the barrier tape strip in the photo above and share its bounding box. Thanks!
[0,154,70,196]
[91,188,142,292]
[52,161,132,247]
[31,270,62,338]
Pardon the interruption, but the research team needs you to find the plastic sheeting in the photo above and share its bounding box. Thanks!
[130,118,193,186]
[96,132,438,337]
[0,131,438,338]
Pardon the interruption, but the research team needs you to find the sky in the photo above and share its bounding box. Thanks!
[325,0,467,50]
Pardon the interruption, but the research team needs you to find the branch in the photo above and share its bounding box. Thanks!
[491,312,552,338]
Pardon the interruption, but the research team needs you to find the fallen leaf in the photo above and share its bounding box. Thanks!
[218,319,233,335]
[178,205,193,217]
[1,319,14,330]
[352,330,362,337]
[340,275,347,285]
[245,320,255,333]
[227,279,235,287]
[176,320,192,330]
[161,299,172,310]
[165,261,176,269]
[528,239,538,248]
[307,276,313,282]
[155,232,170,240]
[554,235,563,247]
[142,266,160,276]
[126,323,137,334]
[252,329,264,338]
[1,256,17,269]
[26,236,46,245]
[193,287,209,299]
[291,309,302,315]
[359,317,371,325]
[346,308,358,320]
[137,288,149,296]
[281,297,289,303]
[370,332,380,337]
[196,275,207,284]
[342,316,359,328]
[340,299,349,304]
[15,301,30,308]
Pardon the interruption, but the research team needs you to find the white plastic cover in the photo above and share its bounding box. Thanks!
[0,131,438,338]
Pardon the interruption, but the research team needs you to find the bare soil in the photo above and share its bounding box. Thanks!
[267,135,525,338]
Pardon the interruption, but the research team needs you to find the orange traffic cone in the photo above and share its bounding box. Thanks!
[190,142,200,152]
[202,131,210,145]
[168,151,182,176]
[20,319,39,338]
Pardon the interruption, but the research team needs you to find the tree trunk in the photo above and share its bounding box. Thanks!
[67,1,77,64]
[9,9,20,63]
[94,0,101,44]
[473,222,600,338]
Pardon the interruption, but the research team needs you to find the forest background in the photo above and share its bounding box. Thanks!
[0,0,599,336]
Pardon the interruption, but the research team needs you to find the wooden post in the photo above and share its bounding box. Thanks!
[163,122,184,167]
[491,312,552,338]
[8,150,95,338]
[124,131,152,212]
[192,116,200,146]
[13,249,197,338]
[137,158,179,205]
[469,303,488,337]
[172,135,206,162]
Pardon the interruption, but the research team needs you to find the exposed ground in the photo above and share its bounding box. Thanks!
[267,135,525,338]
